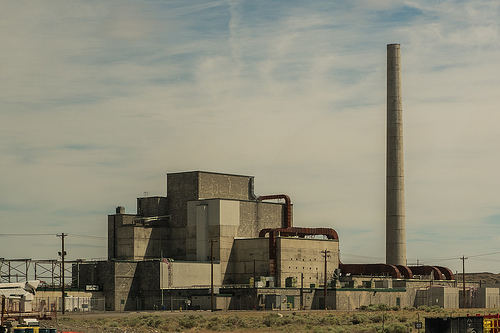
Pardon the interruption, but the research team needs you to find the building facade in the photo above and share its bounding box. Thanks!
[79,171,340,310]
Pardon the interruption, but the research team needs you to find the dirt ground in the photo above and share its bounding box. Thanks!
[38,307,500,333]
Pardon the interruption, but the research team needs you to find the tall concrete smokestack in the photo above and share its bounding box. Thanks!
[386,43,406,266]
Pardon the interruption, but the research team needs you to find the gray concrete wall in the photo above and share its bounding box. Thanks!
[109,171,283,263]
[113,262,139,311]
[137,196,168,217]
[75,261,168,311]
[414,286,459,309]
[186,199,239,283]
[131,226,162,260]
[77,261,140,311]
[167,171,254,226]
[191,295,232,311]
[160,261,221,288]
[331,289,408,310]
[166,171,257,260]
[232,238,270,284]
[231,237,340,287]
[277,237,339,288]
[474,288,500,308]
[186,199,239,261]
[185,198,283,284]
[108,214,135,260]
[393,279,457,289]
[198,172,254,201]
[108,207,168,261]
[239,201,285,235]
[108,221,167,261]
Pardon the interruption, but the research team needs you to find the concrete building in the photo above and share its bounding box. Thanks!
[78,171,340,310]
[71,45,497,312]
[74,170,495,312]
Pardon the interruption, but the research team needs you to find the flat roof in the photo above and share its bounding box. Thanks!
[166,170,254,178]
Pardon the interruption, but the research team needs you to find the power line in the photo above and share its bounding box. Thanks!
[340,253,383,261]
[68,234,107,239]
[341,250,500,266]
[468,251,500,258]
[0,233,106,239]
[0,233,57,236]
[410,250,500,263]
[472,258,500,263]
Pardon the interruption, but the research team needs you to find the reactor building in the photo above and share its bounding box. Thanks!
[71,44,498,312]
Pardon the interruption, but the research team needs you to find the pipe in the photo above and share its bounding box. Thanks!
[257,195,339,285]
[259,227,338,240]
[257,195,292,228]
[259,227,339,283]
[338,263,454,281]
[395,265,414,279]
[434,266,455,280]
[339,263,402,279]
[408,266,444,280]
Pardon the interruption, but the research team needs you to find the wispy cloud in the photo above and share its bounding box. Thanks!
[1,0,499,272]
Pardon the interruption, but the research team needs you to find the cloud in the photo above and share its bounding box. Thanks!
[1,0,499,273]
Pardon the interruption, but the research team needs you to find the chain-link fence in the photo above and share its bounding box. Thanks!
[120,296,191,312]
[32,297,106,314]
[121,295,254,312]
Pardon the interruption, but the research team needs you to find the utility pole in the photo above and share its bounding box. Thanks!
[321,249,331,310]
[461,256,468,308]
[210,239,218,312]
[160,250,164,310]
[300,272,304,310]
[1,296,5,327]
[253,258,256,310]
[57,233,67,314]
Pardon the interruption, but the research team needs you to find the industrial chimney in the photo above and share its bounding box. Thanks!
[386,44,406,266]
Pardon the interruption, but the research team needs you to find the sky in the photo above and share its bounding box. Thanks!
[1,0,499,274]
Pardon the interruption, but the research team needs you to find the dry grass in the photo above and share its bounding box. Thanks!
[40,306,500,333]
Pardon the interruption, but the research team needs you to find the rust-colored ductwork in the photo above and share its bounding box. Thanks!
[257,194,292,228]
[259,227,339,278]
[259,227,339,240]
[408,266,444,280]
[339,263,402,279]
[395,265,414,279]
[257,195,339,282]
[338,263,456,281]
[434,266,455,280]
